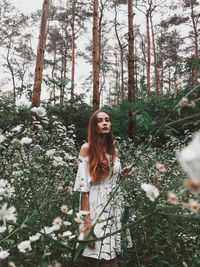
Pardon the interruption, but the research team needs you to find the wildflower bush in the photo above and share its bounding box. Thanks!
[0,84,200,266]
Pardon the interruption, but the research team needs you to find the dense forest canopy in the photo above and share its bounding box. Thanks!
[0,0,199,106]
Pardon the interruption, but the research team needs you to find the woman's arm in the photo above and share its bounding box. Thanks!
[81,192,95,248]
[79,143,95,248]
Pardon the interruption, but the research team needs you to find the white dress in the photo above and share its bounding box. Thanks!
[74,154,132,260]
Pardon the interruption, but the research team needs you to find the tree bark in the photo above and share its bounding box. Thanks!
[150,11,159,96]
[6,41,16,104]
[51,48,56,105]
[190,0,199,87]
[71,0,75,101]
[146,4,151,95]
[32,0,50,108]
[92,0,100,112]
[114,5,125,103]
[128,0,136,141]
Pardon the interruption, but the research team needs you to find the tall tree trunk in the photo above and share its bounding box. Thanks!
[92,0,100,112]
[161,60,164,94]
[6,42,16,104]
[150,11,159,96]
[32,0,50,108]
[128,0,136,141]
[71,0,75,101]
[51,48,56,105]
[168,66,171,95]
[134,46,138,93]
[190,1,199,87]
[114,5,125,103]
[146,5,151,95]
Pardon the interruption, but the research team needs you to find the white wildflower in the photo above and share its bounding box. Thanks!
[12,170,23,177]
[31,106,46,117]
[63,221,71,226]
[0,179,14,198]
[67,210,73,215]
[17,240,32,253]
[0,203,17,224]
[51,224,61,231]
[167,192,178,205]
[16,99,30,107]
[155,162,166,173]
[77,210,90,217]
[41,226,53,235]
[61,205,68,214]
[57,185,63,191]
[64,152,76,160]
[0,179,8,188]
[141,183,160,202]
[184,178,200,194]
[179,97,188,107]
[11,138,19,144]
[8,225,14,233]
[0,225,6,233]
[20,137,32,145]
[29,233,41,242]
[52,156,65,166]
[11,125,22,132]
[188,199,199,214]
[0,250,9,259]
[177,132,200,183]
[74,217,82,224]
[188,101,196,109]
[0,134,6,143]
[52,217,62,227]
[46,149,56,157]
[8,262,16,267]
[177,97,188,115]
[62,230,73,237]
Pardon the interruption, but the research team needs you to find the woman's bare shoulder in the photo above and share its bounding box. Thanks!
[80,143,89,157]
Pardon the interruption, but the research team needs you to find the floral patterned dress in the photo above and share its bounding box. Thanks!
[74,154,132,260]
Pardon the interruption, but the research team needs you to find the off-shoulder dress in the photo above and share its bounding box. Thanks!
[74,154,132,260]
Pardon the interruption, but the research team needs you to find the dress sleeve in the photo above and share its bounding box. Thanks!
[74,155,91,192]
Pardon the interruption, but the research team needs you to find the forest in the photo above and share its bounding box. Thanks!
[0,0,200,266]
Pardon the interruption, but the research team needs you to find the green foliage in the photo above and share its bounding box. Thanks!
[0,93,200,266]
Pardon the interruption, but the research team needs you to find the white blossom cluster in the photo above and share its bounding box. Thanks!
[0,179,15,200]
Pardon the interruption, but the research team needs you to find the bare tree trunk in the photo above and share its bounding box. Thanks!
[134,46,138,93]
[161,61,164,94]
[128,0,136,141]
[6,42,16,104]
[150,11,159,96]
[92,0,100,112]
[168,66,171,95]
[190,1,199,87]
[32,0,50,108]
[51,48,56,105]
[114,5,125,103]
[71,0,75,101]
[146,6,151,95]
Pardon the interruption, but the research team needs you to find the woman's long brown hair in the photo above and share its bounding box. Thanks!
[88,110,116,182]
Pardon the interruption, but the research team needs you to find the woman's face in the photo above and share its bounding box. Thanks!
[96,112,111,134]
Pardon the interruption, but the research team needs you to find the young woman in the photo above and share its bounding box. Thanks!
[74,110,133,267]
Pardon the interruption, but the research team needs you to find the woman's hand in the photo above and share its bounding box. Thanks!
[84,223,95,249]
[121,165,134,176]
